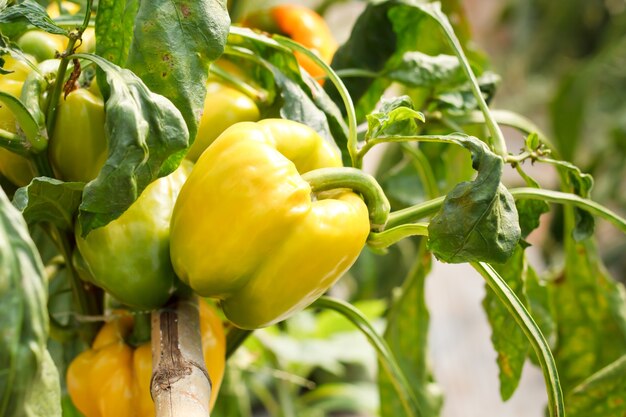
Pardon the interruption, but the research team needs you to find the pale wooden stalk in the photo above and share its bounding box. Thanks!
[151,296,212,417]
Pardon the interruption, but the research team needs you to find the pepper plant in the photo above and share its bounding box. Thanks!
[0,1,625,417]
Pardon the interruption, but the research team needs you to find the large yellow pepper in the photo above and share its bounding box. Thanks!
[67,300,225,417]
[170,119,372,329]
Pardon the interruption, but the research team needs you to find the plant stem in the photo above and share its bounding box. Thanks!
[401,144,439,200]
[301,167,390,231]
[152,296,211,417]
[45,0,93,137]
[48,225,101,343]
[471,262,564,417]
[311,296,422,417]
[510,187,626,234]
[358,133,472,159]
[426,6,507,157]
[225,327,253,359]
[445,109,560,159]
[386,197,445,229]
[0,129,28,155]
[32,152,54,177]
[128,311,151,347]
[368,223,429,250]
[209,63,268,104]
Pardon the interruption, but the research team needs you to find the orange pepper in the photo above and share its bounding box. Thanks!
[67,300,225,417]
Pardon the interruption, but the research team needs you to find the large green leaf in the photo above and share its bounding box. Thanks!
[385,52,464,88]
[483,247,530,400]
[95,0,138,67]
[566,355,626,417]
[126,0,229,142]
[23,350,62,417]
[427,134,520,263]
[75,54,189,235]
[379,248,442,417]
[12,178,83,231]
[551,209,626,395]
[327,0,480,119]
[514,170,550,239]
[326,1,397,118]
[0,187,59,416]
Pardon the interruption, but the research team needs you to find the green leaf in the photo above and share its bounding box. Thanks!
[96,0,138,67]
[0,187,53,416]
[515,170,550,239]
[270,64,339,153]
[566,355,626,417]
[433,71,499,114]
[543,158,595,240]
[523,260,556,351]
[327,0,480,119]
[551,212,626,394]
[75,53,189,236]
[525,132,540,151]
[385,51,464,87]
[126,0,229,142]
[326,1,397,117]
[379,249,442,417]
[12,178,83,231]
[23,349,62,417]
[428,134,521,263]
[483,247,530,400]
[305,76,350,164]
[365,96,424,140]
[0,90,44,150]
[0,0,68,35]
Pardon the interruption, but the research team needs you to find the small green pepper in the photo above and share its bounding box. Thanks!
[75,162,192,309]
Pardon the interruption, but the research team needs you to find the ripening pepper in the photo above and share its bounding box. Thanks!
[170,119,371,329]
[186,80,260,162]
[49,87,107,182]
[67,299,226,417]
[0,62,37,187]
[17,26,94,63]
[75,162,192,309]
[243,4,337,81]
[16,30,66,62]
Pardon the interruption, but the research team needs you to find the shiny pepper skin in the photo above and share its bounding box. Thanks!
[67,300,226,417]
[0,58,37,187]
[186,80,260,162]
[49,87,107,182]
[170,119,370,329]
[244,5,337,80]
[75,163,191,309]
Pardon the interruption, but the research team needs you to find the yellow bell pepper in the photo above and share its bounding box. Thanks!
[170,119,373,329]
[67,300,225,417]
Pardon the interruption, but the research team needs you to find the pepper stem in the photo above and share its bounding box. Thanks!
[301,167,390,232]
[127,311,152,347]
